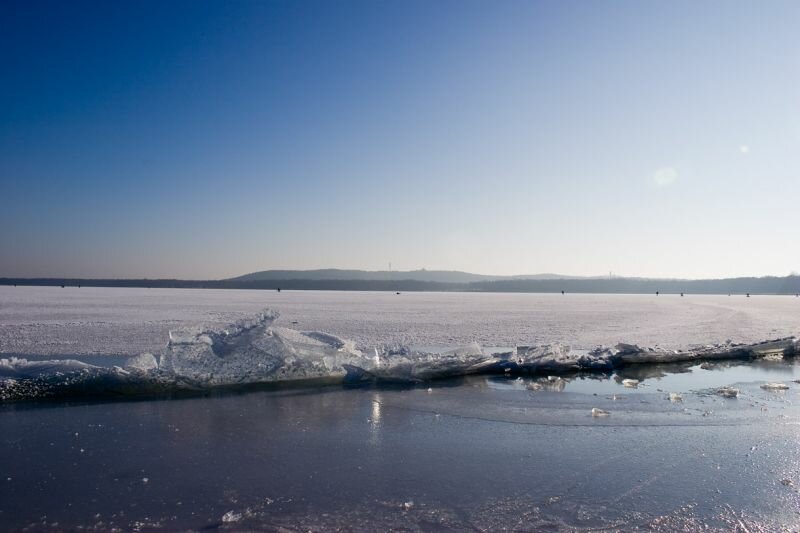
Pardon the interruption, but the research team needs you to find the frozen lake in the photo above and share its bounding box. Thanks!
[1,286,799,357]
[2,286,800,530]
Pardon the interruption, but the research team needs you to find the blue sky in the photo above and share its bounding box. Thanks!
[2,0,799,279]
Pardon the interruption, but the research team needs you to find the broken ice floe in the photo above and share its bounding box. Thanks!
[622,379,640,388]
[760,382,790,391]
[1,308,798,401]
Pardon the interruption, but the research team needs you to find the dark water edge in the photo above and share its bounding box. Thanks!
[1,368,800,531]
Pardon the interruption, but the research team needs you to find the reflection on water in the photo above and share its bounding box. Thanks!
[525,376,568,392]
[485,359,800,396]
[369,394,382,447]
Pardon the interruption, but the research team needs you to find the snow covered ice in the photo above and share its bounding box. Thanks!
[4,287,800,358]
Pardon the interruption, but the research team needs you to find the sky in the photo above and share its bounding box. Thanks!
[2,0,799,280]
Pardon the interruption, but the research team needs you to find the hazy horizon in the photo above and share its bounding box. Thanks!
[3,1,800,280]
[2,266,799,283]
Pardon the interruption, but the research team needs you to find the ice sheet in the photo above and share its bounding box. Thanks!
[2,287,800,357]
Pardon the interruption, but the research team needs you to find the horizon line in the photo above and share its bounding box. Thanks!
[2,270,800,283]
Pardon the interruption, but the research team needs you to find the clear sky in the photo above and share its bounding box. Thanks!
[2,0,799,280]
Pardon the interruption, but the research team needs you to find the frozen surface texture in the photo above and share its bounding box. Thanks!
[1,305,797,400]
[2,287,800,357]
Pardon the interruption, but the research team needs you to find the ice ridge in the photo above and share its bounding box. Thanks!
[1,308,797,401]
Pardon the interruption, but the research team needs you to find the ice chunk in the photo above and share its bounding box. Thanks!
[161,320,366,385]
[301,331,347,349]
[760,382,789,390]
[669,392,682,402]
[615,343,643,355]
[0,357,96,379]
[367,342,489,381]
[718,387,739,398]
[168,328,211,345]
[615,337,797,366]
[591,408,610,417]
[516,345,576,370]
[622,379,639,388]
[124,353,158,372]
[513,344,615,372]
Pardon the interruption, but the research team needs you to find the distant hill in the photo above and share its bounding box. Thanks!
[230,269,588,284]
[2,273,799,295]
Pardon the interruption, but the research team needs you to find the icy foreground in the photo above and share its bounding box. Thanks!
[1,308,797,401]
